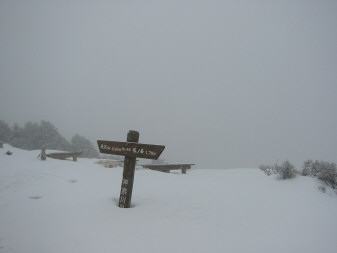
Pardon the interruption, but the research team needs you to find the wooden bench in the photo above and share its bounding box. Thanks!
[141,164,195,174]
[46,152,82,161]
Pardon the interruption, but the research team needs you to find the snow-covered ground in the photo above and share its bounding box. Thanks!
[1,144,337,253]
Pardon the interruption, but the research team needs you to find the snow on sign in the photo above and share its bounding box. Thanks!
[97,140,165,160]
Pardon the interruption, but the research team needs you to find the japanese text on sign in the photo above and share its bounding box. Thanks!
[100,144,157,156]
[97,140,165,160]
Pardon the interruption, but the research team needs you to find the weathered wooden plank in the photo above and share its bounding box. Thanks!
[97,140,165,160]
[46,152,82,161]
[118,131,139,208]
[141,164,195,174]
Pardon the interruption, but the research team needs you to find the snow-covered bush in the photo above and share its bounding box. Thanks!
[259,164,277,176]
[277,160,297,180]
[318,167,337,189]
[260,160,297,179]
[301,160,313,176]
[303,160,337,189]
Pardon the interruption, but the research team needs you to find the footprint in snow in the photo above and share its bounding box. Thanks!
[69,179,78,183]
[29,196,42,200]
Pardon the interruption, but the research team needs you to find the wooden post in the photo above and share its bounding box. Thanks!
[0,142,3,148]
[182,168,187,174]
[119,130,139,208]
[40,147,46,160]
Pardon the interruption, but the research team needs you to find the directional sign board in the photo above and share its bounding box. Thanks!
[97,140,165,160]
[98,131,165,208]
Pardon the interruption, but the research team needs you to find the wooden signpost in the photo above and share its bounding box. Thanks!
[97,130,165,208]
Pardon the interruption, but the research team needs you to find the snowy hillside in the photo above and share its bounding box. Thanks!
[1,144,337,253]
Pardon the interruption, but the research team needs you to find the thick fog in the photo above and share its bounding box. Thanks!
[1,1,336,169]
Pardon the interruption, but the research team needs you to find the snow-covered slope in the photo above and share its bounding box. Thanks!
[1,144,337,253]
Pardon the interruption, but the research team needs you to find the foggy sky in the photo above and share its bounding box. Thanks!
[1,1,337,169]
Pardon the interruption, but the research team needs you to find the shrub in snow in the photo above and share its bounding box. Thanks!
[259,164,277,176]
[301,160,313,176]
[260,161,297,179]
[318,185,326,193]
[318,167,337,189]
[276,160,297,180]
[302,160,337,189]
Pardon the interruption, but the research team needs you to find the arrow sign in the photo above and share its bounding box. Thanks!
[97,140,165,160]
